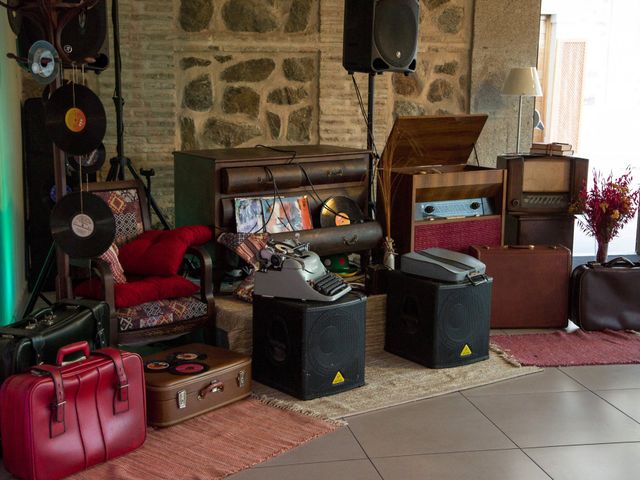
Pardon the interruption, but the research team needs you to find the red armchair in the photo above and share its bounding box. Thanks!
[75,180,215,346]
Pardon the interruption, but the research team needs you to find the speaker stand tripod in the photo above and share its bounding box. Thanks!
[104,0,169,229]
[366,73,377,220]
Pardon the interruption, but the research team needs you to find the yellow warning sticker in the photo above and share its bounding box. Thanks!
[332,371,345,385]
[460,344,472,357]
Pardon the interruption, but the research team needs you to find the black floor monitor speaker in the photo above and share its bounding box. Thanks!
[385,270,492,369]
[252,292,367,400]
[343,0,419,74]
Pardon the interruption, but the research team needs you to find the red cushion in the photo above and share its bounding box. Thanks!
[74,275,199,309]
[118,225,212,277]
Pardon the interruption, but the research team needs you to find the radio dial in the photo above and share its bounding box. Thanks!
[511,199,520,207]
[470,202,480,210]
[424,205,435,214]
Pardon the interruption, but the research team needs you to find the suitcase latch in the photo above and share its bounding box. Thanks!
[177,389,187,409]
[197,380,224,400]
[237,370,246,388]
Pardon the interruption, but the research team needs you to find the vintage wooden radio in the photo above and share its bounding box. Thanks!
[383,114,507,255]
[497,154,589,214]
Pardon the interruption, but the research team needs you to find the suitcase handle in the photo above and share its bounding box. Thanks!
[198,380,224,400]
[56,341,91,366]
[603,257,636,268]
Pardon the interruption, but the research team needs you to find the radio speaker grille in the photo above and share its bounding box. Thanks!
[414,217,502,253]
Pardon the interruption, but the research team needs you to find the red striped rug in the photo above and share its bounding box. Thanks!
[63,398,338,479]
[490,330,640,367]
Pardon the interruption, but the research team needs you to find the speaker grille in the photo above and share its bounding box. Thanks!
[414,217,502,253]
[373,0,418,70]
[307,309,354,376]
[438,288,485,351]
[265,315,290,366]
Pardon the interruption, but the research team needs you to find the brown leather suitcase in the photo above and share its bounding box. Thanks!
[469,245,571,328]
[143,343,251,427]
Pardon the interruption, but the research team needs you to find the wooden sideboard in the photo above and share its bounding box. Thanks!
[173,145,379,274]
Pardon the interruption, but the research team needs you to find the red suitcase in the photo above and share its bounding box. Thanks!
[0,342,146,480]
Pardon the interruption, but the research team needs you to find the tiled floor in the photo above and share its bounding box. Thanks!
[230,331,640,480]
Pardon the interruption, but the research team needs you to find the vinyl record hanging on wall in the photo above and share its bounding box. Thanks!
[319,196,365,228]
[44,83,106,155]
[27,40,60,85]
[50,191,115,258]
[67,143,106,174]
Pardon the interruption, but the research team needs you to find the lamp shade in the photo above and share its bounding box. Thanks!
[502,67,543,96]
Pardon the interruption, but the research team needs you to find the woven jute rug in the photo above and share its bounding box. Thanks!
[491,330,640,367]
[254,350,541,420]
[0,398,338,480]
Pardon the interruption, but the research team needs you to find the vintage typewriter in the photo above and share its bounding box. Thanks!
[254,241,351,302]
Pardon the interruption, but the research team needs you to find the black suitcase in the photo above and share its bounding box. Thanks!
[570,257,640,331]
[0,300,109,384]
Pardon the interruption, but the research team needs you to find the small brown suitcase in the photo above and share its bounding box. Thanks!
[469,245,571,328]
[143,343,251,427]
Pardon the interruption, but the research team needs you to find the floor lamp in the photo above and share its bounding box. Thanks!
[502,67,543,154]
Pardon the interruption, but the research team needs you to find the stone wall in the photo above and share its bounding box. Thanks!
[471,0,542,163]
[19,0,539,225]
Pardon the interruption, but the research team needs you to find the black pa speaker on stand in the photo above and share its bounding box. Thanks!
[385,270,492,368]
[252,292,367,400]
[343,0,419,74]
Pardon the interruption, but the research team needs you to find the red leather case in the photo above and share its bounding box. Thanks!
[0,342,146,480]
[469,245,571,328]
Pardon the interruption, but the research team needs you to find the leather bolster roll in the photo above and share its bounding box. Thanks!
[271,222,383,256]
[221,159,368,194]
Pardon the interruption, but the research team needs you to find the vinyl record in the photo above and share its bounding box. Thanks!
[44,83,106,155]
[59,1,107,64]
[50,191,115,258]
[144,360,171,373]
[169,362,209,376]
[168,352,208,362]
[68,143,105,174]
[28,40,60,85]
[319,196,364,228]
[16,14,46,62]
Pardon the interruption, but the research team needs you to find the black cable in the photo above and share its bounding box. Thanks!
[350,75,380,159]
[254,145,362,225]
[255,144,298,164]
[264,166,294,232]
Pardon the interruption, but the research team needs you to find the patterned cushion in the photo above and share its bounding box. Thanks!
[116,296,208,332]
[99,243,127,284]
[93,188,144,247]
